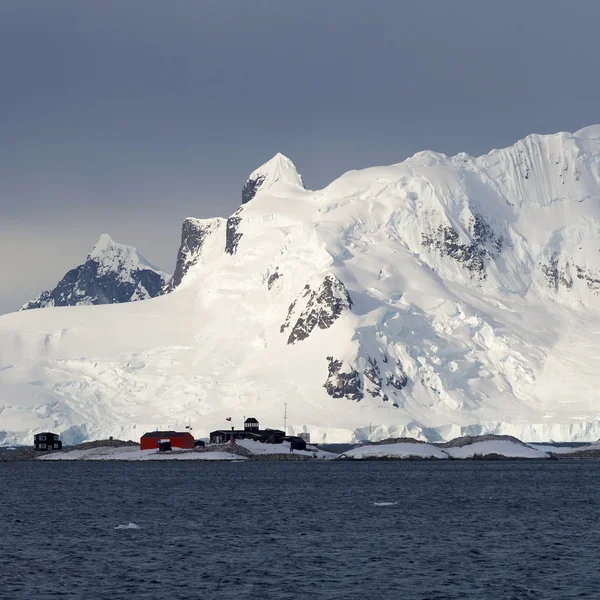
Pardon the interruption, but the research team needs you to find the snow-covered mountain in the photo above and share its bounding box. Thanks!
[21,234,169,309]
[2,128,600,445]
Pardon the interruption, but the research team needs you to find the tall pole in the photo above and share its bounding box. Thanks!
[284,402,287,434]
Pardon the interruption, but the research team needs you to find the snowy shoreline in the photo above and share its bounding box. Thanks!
[3,434,600,462]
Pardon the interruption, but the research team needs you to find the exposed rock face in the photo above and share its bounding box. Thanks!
[165,218,223,292]
[281,274,353,345]
[576,266,600,292]
[267,271,281,290]
[387,360,408,390]
[22,235,168,310]
[225,209,243,255]
[422,214,503,278]
[343,354,407,407]
[324,357,363,401]
[537,252,600,294]
[541,252,573,291]
[242,175,266,204]
[364,357,388,402]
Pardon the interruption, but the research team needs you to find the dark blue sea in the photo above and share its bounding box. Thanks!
[2,461,600,600]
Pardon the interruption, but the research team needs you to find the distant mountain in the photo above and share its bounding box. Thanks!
[21,234,169,310]
[3,128,600,446]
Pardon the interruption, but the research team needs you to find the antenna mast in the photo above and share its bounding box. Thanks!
[284,402,287,434]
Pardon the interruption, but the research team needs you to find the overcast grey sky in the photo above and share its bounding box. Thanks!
[1,0,599,314]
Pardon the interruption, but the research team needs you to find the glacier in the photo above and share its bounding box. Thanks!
[2,127,600,445]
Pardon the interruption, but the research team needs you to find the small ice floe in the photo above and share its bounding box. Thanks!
[114,522,141,530]
[373,501,398,507]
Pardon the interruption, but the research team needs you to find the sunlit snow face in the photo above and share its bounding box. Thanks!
[4,127,600,446]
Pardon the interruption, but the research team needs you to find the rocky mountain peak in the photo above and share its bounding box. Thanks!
[21,235,169,310]
[87,234,162,277]
[242,152,304,204]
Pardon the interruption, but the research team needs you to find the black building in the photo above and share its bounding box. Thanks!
[261,429,286,444]
[209,427,261,445]
[210,418,285,445]
[286,436,307,451]
[34,432,62,451]
[244,417,259,433]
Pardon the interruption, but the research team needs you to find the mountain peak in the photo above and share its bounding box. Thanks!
[87,234,162,275]
[88,233,116,259]
[21,235,169,310]
[242,153,304,204]
[90,232,113,248]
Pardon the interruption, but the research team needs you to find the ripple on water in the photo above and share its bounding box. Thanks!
[1,461,599,599]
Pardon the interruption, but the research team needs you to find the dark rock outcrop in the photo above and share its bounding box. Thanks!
[386,360,408,390]
[165,218,223,292]
[281,275,353,345]
[324,357,363,401]
[360,355,407,403]
[242,174,266,204]
[267,271,281,290]
[576,265,600,292]
[540,252,572,291]
[422,214,503,277]
[225,209,243,255]
[364,357,388,402]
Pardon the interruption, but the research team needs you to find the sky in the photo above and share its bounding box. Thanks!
[1,0,600,314]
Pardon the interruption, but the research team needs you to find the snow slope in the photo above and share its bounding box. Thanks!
[443,440,548,459]
[234,439,335,459]
[3,127,600,444]
[338,442,450,460]
[337,439,549,460]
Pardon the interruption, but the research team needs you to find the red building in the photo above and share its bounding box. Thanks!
[140,431,195,450]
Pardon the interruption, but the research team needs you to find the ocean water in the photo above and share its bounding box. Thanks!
[2,461,599,599]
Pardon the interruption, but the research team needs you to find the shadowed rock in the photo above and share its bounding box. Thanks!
[282,275,353,345]
[422,213,503,278]
[165,218,223,292]
[324,356,363,401]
